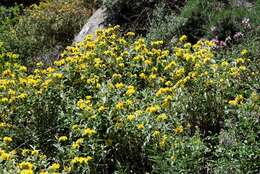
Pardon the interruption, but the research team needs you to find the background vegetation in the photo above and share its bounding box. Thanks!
[0,0,259,173]
[0,0,93,65]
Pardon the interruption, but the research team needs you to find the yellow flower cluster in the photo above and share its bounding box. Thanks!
[83,128,97,136]
[19,161,34,170]
[0,149,11,161]
[71,156,92,165]
[0,26,255,173]
[3,136,12,144]
[125,85,136,96]
[49,162,60,171]
[146,105,160,113]
[58,136,68,142]
[229,95,244,106]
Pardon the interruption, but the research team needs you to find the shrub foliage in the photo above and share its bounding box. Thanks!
[0,26,259,173]
[0,0,92,66]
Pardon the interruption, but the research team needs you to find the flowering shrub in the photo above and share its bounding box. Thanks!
[0,4,22,44]
[0,26,259,173]
[1,0,92,65]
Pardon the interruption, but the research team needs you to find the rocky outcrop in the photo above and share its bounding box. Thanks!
[73,7,107,43]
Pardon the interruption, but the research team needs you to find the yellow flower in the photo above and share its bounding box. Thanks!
[41,79,53,89]
[133,55,142,61]
[19,66,27,72]
[221,60,229,67]
[21,149,30,156]
[83,128,96,136]
[165,81,173,87]
[229,67,240,77]
[184,53,193,62]
[85,95,92,100]
[228,100,237,106]
[0,122,7,129]
[151,40,164,47]
[31,150,39,156]
[3,136,12,144]
[2,69,14,77]
[46,67,55,73]
[174,127,183,134]
[115,83,124,89]
[40,154,47,160]
[139,72,147,79]
[174,48,183,58]
[203,57,211,64]
[156,87,171,97]
[152,130,160,137]
[125,32,135,37]
[149,73,157,80]
[76,138,84,145]
[240,49,249,56]
[239,65,246,71]
[112,73,122,80]
[71,156,93,165]
[72,124,79,130]
[8,89,16,96]
[0,150,10,161]
[235,95,244,103]
[76,99,87,110]
[236,58,245,64]
[229,95,244,106]
[58,136,68,142]
[17,93,28,100]
[127,114,135,121]
[79,63,87,70]
[36,62,43,67]
[52,73,64,79]
[72,142,80,150]
[137,123,144,130]
[20,169,33,174]
[19,161,34,170]
[144,59,152,65]
[179,35,187,42]
[118,38,127,45]
[49,163,60,171]
[184,43,192,49]
[54,59,65,66]
[117,62,124,68]
[146,105,160,113]
[116,56,124,63]
[0,97,9,104]
[194,63,202,69]
[175,68,185,78]
[159,135,167,148]
[85,34,94,41]
[125,85,136,96]
[116,101,124,110]
[85,96,91,105]
[156,113,168,122]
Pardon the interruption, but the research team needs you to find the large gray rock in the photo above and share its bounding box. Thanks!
[73,7,107,43]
